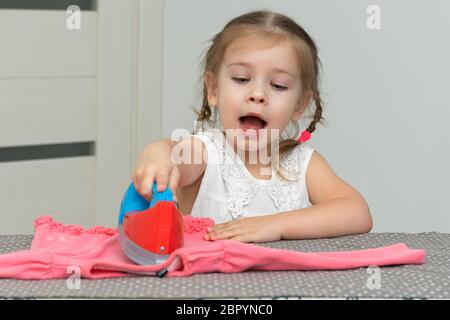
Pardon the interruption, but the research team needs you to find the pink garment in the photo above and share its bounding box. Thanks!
[0,216,425,280]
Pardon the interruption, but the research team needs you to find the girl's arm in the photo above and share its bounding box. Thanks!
[205,151,373,242]
[277,151,373,239]
[133,136,207,200]
[172,136,208,188]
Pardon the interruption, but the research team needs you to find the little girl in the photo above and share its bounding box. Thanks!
[132,10,373,243]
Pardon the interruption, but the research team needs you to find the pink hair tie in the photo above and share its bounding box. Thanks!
[297,130,311,143]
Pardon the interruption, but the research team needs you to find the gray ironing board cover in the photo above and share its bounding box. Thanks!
[0,232,448,299]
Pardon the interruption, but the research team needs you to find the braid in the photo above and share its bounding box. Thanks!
[191,83,213,134]
[305,90,324,134]
[276,91,324,181]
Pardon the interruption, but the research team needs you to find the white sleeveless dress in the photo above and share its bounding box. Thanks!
[189,129,315,224]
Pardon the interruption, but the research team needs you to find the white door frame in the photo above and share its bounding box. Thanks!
[95,0,163,226]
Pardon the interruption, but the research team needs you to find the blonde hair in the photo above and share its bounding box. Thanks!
[192,10,325,179]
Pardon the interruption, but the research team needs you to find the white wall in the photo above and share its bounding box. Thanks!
[162,0,450,232]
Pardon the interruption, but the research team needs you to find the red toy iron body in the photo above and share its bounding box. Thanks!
[118,183,184,265]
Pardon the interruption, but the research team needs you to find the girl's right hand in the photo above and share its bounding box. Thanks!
[132,141,180,202]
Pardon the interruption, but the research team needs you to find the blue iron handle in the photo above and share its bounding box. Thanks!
[118,182,174,225]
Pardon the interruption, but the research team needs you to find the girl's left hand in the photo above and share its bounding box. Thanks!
[204,215,283,243]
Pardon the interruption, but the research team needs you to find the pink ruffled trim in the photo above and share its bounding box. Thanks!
[34,216,118,236]
[184,215,215,234]
[34,215,215,236]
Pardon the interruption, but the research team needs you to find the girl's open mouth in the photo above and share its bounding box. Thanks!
[239,115,267,137]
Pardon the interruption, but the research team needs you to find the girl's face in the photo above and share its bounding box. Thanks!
[205,35,312,152]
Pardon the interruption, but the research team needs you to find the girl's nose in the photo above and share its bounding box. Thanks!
[247,92,267,105]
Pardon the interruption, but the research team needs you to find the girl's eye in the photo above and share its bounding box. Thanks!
[272,84,288,91]
[232,77,287,91]
[232,77,249,83]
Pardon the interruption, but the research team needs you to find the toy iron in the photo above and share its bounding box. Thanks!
[118,182,184,265]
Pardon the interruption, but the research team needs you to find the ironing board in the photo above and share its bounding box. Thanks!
[0,231,449,299]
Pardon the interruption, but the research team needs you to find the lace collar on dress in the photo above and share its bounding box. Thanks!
[199,130,308,219]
